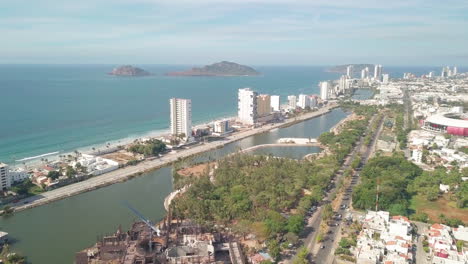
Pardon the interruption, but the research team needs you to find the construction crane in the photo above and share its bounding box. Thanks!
[123,202,161,236]
[123,202,163,253]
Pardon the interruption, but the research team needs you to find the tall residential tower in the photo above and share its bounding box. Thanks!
[320,81,331,100]
[170,98,192,141]
[374,64,383,81]
[238,88,257,125]
[270,95,280,112]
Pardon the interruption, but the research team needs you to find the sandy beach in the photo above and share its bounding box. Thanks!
[10,104,337,212]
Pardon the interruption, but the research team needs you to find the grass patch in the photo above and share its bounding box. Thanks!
[28,185,44,195]
[410,194,468,223]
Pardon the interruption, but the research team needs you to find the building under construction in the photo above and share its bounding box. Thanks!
[75,219,246,264]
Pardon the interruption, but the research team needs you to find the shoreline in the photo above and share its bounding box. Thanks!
[10,115,236,167]
[9,104,338,213]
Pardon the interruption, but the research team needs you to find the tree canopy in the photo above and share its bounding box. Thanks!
[171,154,336,240]
[352,154,422,214]
[128,139,166,157]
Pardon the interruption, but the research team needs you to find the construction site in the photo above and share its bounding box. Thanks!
[75,205,246,264]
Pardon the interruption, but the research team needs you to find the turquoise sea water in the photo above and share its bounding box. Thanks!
[0,64,446,263]
[0,64,451,164]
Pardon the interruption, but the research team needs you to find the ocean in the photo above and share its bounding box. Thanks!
[0,64,450,164]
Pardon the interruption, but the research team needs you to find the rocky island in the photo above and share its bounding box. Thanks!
[108,65,151,76]
[166,61,260,76]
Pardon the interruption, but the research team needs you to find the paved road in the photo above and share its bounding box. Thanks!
[10,105,337,212]
[283,114,381,264]
[414,222,430,264]
[312,115,385,264]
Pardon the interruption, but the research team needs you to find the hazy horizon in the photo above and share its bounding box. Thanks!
[1,0,468,65]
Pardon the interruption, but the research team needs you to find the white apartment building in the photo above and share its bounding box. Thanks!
[361,67,370,80]
[213,120,231,135]
[170,98,192,141]
[357,211,414,264]
[320,81,331,100]
[346,65,353,78]
[411,145,424,163]
[287,95,297,110]
[8,168,30,184]
[338,75,349,93]
[238,88,257,125]
[382,74,390,84]
[310,96,318,107]
[0,163,30,190]
[374,64,383,80]
[270,95,280,112]
[297,94,311,109]
[72,154,119,176]
[0,163,10,190]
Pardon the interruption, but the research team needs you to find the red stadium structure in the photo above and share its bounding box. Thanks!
[423,113,468,136]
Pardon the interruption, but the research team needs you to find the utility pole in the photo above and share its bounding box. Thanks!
[375,178,380,211]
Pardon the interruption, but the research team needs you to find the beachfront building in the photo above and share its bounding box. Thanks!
[297,94,310,109]
[310,95,318,108]
[238,88,257,125]
[213,120,231,136]
[72,154,119,176]
[256,94,271,117]
[8,168,30,184]
[170,98,192,141]
[287,95,297,110]
[374,64,383,81]
[0,163,10,190]
[346,65,353,78]
[320,81,331,101]
[270,95,280,112]
[338,75,352,94]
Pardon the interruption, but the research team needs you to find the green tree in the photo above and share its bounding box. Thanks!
[267,240,281,260]
[47,170,60,180]
[322,204,333,221]
[456,240,464,252]
[286,215,304,234]
[66,166,76,178]
[293,246,309,264]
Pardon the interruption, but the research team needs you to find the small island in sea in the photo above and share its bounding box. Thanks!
[108,65,151,76]
[327,64,374,73]
[166,61,260,76]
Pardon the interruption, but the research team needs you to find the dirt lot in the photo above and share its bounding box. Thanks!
[102,150,137,164]
[410,194,468,223]
[177,162,216,177]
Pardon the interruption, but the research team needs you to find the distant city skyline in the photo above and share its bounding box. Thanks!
[1,0,468,65]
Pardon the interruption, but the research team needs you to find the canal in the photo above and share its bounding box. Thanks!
[0,108,349,264]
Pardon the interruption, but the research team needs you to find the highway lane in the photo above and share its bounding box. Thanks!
[283,115,380,264]
[312,114,384,264]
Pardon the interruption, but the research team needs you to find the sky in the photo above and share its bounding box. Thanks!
[1,0,468,66]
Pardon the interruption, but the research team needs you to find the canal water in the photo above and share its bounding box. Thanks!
[0,108,349,264]
[248,145,322,160]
